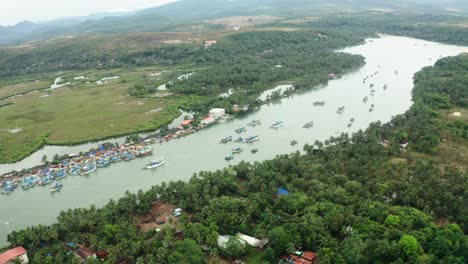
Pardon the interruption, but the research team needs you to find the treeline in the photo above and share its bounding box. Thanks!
[6,56,467,263]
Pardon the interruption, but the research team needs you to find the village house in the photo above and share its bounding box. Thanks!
[177,119,194,130]
[0,246,29,264]
[280,251,317,264]
[232,104,250,113]
[204,40,217,48]
[201,116,216,125]
[209,108,226,119]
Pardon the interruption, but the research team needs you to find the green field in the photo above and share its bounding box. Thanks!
[0,66,198,163]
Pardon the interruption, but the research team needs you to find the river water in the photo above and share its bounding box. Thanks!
[0,35,465,245]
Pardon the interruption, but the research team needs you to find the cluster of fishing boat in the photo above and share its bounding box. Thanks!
[1,145,155,195]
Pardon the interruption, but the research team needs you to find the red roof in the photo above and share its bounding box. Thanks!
[180,119,194,126]
[302,251,317,261]
[0,246,27,264]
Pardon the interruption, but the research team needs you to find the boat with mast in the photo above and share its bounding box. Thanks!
[80,156,97,175]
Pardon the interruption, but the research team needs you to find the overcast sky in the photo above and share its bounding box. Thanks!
[0,0,178,26]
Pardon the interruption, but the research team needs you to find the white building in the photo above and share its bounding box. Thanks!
[209,108,226,119]
[236,233,269,248]
[205,40,217,48]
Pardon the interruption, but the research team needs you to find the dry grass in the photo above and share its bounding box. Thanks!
[204,15,283,28]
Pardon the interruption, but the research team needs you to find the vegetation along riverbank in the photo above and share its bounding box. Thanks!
[3,50,466,262]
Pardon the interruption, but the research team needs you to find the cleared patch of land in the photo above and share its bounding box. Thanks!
[204,15,283,28]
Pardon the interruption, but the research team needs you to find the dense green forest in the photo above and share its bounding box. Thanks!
[5,55,467,263]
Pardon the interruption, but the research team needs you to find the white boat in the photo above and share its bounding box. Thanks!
[146,158,165,169]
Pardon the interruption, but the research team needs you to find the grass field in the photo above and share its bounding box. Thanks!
[0,66,199,163]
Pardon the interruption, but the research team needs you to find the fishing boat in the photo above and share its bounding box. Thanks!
[38,175,54,186]
[270,121,284,129]
[251,149,259,154]
[146,158,165,169]
[383,84,388,90]
[290,140,298,146]
[220,136,233,144]
[347,123,352,128]
[225,155,234,161]
[80,159,97,175]
[245,135,259,143]
[69,165,82,176]
[234,137,243,143]
[313,101,325,106]
[370,90,376,96]
[110,155,121,163]
[232,147,243,154]
[97,159,110,168]
[121,152,135,161]
[363,96,368,102]
[350,118,355,123]
[1,184,16,194]
[21,176,38,190]
[53,168,67,179]
[395,70,399,75]
[336,106,345,114]
[235,127,247,133]
[136,146,153,157]
[303,121,314,128]
[50,182,63,192]
[247,120,261,126]
[370,84,374,88]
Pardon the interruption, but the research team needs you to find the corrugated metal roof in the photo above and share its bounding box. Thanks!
[0,246,27,264]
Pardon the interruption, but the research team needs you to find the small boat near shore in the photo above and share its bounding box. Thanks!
[225,155,234,161]
[290,140,298,146]
[336,106,345,114]
[363,96,368,102]
[270,121,284,129]
[251,149,259,154]
[39,175,53,186]
[383,84,388,90]
[313,101,325,106]
[245,135,259,143]
[370,90,376,96]
[146,158,165,170]
[220,136,233,144]
[235,127,247,133]
[50,182,63,192]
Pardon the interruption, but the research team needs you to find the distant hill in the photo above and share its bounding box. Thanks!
[0,0,467,46]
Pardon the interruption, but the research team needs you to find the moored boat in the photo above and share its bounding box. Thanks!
[225,155,234,161]
[220,136,233,144]
[80,158,97,175]
[251,149,259,154]
[121,152,135,161]
[247,120,261,126]
[232,147,243,154]
[1,184,17,194]
[370,90,376,96]
[303,121,314,128]
[363,96,368,102]
[39,175,54,186]
[383,84,388,90]
[234,137,243,143]
[270,121,284,129]
[235,127,247,133]
[245,135,259,143]
[136,146,153,157]
[290,140,298,146]
[336,106,345,114]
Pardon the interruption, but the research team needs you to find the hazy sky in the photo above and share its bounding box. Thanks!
[0,0,178,26]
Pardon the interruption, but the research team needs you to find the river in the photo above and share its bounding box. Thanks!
[0,35,465,245]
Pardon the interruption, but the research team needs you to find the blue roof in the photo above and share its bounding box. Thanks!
[277,187,289,196]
